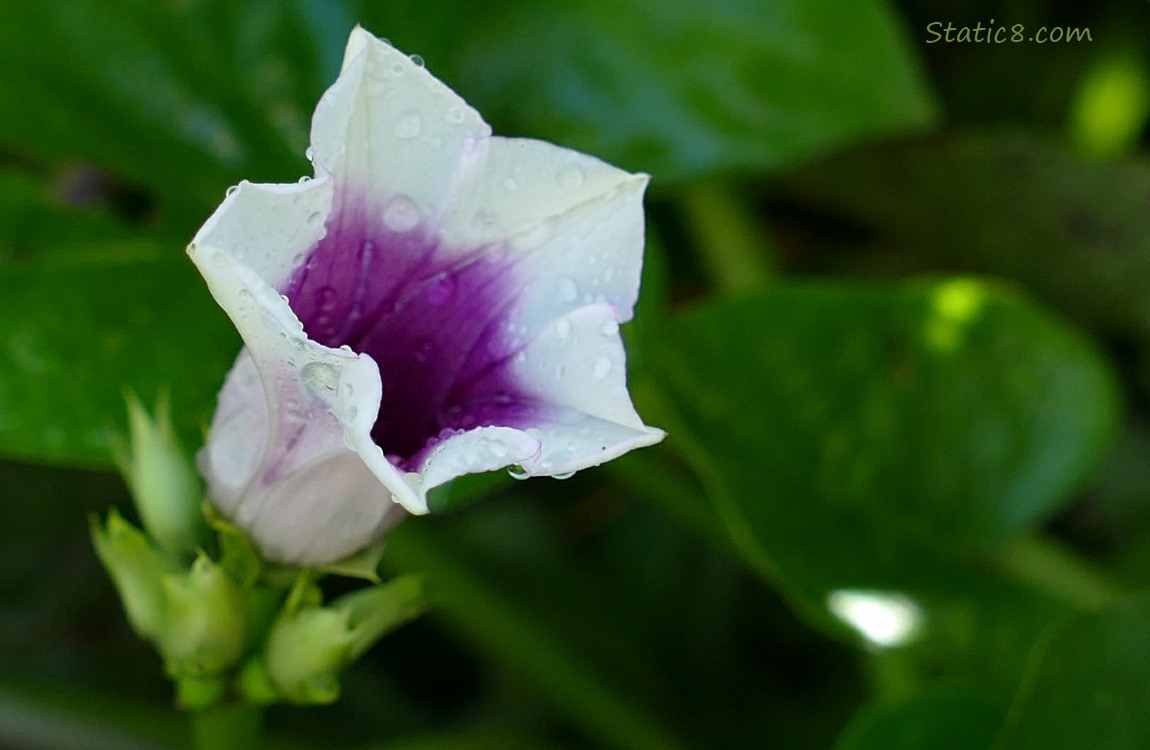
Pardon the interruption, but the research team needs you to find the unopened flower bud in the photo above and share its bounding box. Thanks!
[117,393,204,557]
[160,554,246,679]
[90,511,167,641]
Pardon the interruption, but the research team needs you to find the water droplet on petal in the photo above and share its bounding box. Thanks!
[306,211,324,228]
[413,338,435,363]
[298,175,312,184]
[383,195,420,232]
[558,277,578,302]
[600,320,619,336]
[558,166,585,189]
[390,62,405,76]
[555,318,571,339]
[425,273,457,306]
[553,469,577,480]
[225,185,239,197]
[409,54,425,68]
[305,146,315,161]
[507,464,530,480]
[592,357,612,379]
[318,286,337,312]
[301,361,339,394]
[446,106,465,123]
[394,110,422,139]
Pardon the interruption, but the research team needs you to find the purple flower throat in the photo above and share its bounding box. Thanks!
[283,199,540,470]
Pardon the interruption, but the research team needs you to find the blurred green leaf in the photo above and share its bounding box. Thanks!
[835,684,1004,750]
[384,506,689,750]
[646,280,1118,610]
[0,0,326,218]
[364,0,937,181]
[781,132,1150,350]
[0,254,238,465]
[994,594,1150,749]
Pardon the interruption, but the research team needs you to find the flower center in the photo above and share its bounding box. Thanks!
[282,198,538,469]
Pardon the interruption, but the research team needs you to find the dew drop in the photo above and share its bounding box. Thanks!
[225,185,239,197]
[592,357,612,379]
[298,175,312,184]
[394,110,422,139]
[555,318,571,339]
[553,470,577,480]
[383,195,420,232]
[318,286,337,312]
[409,53,425,68]
[306,211,324,228]
[507,464,530,480]
[558,166,585,189]
[305,146,315,161]
[390,62,405,76]
[472,210,497,228]
[301,361,339,393]
[413,337,435,364]
[425,273,457,306]
[558,277,578,302]
[600,320,619,336]
[446,106,465,123]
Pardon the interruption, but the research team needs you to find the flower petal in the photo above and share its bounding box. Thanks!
[189,226,416,564]
[311,27,491,219]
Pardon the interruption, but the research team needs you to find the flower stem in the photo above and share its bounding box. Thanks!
[998,534,1127,611]
[680,181,775,292]
[192,703,263,750]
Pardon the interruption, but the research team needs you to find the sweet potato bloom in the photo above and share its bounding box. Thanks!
[188,28,663,564]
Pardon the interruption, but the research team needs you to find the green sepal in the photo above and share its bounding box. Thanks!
[114,392,204,558]
[90,510,170,642]
[160,553,247,679]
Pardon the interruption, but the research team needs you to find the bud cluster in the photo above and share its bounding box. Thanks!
[92,396,425,710]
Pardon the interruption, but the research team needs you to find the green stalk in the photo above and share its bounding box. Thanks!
[999,534,1127,611]
[680,181,775,292]
[192,704,263,750]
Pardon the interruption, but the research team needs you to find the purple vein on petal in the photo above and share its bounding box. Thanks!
[281,190,547,471]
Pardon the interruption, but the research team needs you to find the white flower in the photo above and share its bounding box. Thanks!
[188,27,664,565]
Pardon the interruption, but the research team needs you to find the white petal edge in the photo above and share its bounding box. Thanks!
[188,228,427,563]
[311,27,491,221]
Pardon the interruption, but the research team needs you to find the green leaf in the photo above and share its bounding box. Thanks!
[0,0,328,217]
[780,132,1150,350]
[994,594,1150,749]
[835,684,1004,750]
[645,280,1118,610]
[384,509,689,750]
[0,254,238,465]
[364,0,937,181]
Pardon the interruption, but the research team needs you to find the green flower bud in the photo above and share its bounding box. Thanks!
[263,574,425,704]
[160,554,247,679]
[90,511,168,642]
[116,392,203,557]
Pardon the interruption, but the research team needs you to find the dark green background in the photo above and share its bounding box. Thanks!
[1,0,1148,747]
